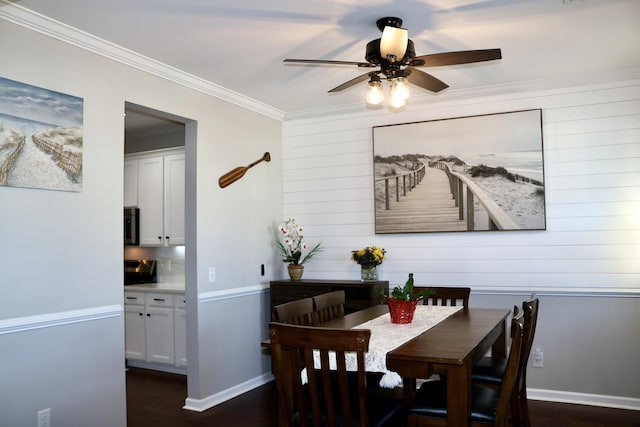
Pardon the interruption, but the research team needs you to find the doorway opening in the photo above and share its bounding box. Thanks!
[123,101,196,404]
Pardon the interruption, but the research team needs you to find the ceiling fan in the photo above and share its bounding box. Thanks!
[284,17,502,106]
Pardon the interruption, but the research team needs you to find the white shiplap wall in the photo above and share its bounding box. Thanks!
[282,77,640,294]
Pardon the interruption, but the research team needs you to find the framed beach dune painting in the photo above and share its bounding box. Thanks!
[372,109,545,234]
[0,76,83,192]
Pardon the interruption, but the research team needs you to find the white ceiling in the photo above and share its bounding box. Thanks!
[5,0,640,117]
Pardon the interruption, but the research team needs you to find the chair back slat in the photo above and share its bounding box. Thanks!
[269,323,371,427]
[415,286,471,308]
[512,294,539,427]
[495,306,525,426]
[272,298,315,325]
[312,291,346,324]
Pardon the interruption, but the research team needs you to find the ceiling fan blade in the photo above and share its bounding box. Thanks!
[410,49,502,67]
[406,68,449,93]
[284,59,374,68]
[328,72,373,93]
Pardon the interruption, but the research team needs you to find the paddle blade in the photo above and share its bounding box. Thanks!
[218,152,271,188]
[218,166,248,188]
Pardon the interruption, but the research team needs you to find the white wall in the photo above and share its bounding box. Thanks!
[281,77,640,407]
[0,14,282,426]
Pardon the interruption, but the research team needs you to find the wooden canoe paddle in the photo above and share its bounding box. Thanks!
[218,152,271,188]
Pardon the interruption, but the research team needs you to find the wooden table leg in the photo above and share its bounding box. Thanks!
[492,318,507,359]
[402,377,417,403]
[446,363,471,427]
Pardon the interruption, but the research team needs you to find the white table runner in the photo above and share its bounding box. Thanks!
[308,305,462,388]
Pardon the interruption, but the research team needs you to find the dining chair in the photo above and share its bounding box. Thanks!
[471,294,539,427]
[312,290,345,325]
[269,322,406,427]
[414,286,470,308]
[406,306,525,427]
[271,298,315,326]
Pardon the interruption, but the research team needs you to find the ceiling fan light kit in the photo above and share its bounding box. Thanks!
[380,26,409,62]
[366,74,384,106]
[389,76,410,108]
[284,16,502,111]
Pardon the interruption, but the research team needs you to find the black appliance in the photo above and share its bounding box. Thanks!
[124,259,157,285]
[124,207,140,246]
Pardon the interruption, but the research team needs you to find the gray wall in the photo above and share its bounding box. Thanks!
[471,292,640,404]
[0,14,282,426]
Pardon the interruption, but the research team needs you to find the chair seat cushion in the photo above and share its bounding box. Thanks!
[471,356,507,385]
[295,371,405,427]
[407,379,499,423]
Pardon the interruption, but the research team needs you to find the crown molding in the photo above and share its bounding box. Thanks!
[3,2,639,123]
[0,2,285,121]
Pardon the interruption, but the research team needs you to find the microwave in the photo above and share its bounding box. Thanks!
[124,207,140,246]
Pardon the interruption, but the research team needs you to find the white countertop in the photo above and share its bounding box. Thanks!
[125,283,185,293]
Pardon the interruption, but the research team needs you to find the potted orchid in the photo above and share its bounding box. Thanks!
[276,218,322,280]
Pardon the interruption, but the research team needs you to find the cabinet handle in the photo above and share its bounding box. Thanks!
[138,312,143,316]
[153,298,165,302]
[157,236,162,240]
[166,236,170,240]
[147,313,151,317]
[126,296,137,300]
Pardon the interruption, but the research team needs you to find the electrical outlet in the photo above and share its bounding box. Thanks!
[532,347,543,368]
[37,408,51,427]
[208,267,216,283]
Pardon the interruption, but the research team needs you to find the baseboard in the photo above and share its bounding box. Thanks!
[528,388,640,411]
[183,372,274,412]
[126,359,187,376]
[182,376,639,413]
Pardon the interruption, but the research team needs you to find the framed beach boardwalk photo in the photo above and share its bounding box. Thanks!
[372,109,545,234]
[0,76,83,192]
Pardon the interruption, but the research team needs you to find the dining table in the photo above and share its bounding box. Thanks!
[320,304,510,427]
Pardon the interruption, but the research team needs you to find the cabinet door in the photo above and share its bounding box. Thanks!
[145,306,175,364]
[137,156,165,246]
[124,159,138,207]
[124,305,146,360]
[163,153,185,245]
[174,307,187,367]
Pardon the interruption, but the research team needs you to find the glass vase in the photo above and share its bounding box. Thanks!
[360,265,377,281]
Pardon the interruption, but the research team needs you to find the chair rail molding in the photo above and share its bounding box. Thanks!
[0,305,122,335]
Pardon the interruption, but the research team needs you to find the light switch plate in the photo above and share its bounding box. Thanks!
[208,267,216,283]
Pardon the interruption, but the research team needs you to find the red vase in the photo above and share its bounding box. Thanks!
[386,297,419,324]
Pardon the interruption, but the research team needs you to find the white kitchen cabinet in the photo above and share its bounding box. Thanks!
[145,304,175,364]
[124,290,184,368]
[124,294,146,360]
[162,153,185,245]
[123,159,138,207]
[127,148,185,247]
[174,295,187,367]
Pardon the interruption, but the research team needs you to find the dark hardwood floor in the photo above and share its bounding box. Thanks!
[126,367,640,427]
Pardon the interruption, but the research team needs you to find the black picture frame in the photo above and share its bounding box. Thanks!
[372,109,545,234]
